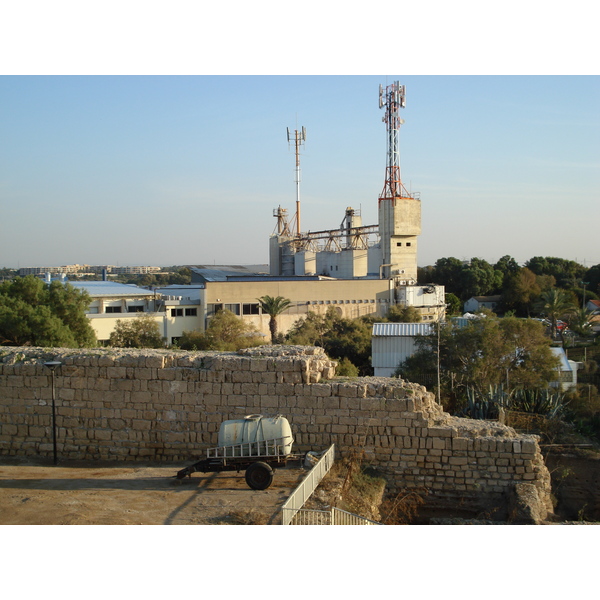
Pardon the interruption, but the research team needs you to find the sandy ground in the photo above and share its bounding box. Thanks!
[0,456,309,525]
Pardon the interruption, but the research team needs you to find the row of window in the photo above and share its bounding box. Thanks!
[310,299,379,305]
[105,306,144,313]
[170,308,197,317]
[102,306,198,317]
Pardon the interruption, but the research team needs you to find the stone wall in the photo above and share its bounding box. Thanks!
[0,345,553,521]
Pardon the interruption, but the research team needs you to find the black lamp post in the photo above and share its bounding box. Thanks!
[43,361,62,465]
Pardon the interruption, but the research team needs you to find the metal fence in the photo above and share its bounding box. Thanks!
[280,444,381,525]
[207,436,292,459]
[285,507,381,525]
[280,444,335,525]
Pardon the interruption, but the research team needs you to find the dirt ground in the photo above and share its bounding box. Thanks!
[0,456,309,525]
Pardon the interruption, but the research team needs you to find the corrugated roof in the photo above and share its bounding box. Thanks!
[372,323,433,337]
[68,281,154,297]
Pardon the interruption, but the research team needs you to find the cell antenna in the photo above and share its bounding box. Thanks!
[287,126,306,236]
[379,81,412,202]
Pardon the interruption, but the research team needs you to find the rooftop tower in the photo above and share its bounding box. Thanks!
[378,81,421,281]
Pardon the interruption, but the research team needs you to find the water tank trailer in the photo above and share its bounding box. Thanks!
[175,414,297,490]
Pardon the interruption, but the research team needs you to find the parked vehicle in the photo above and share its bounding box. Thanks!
[175,414,299,490]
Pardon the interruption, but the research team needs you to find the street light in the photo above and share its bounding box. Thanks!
[43,361,62,465]
[582,282,589,309]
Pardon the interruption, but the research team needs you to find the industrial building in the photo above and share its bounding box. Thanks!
[68,81,445,345]
[238,81,444,329]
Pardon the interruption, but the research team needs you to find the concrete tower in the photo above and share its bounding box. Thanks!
[377,82,421,282]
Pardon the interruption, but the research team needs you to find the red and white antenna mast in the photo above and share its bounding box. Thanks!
[379,81,413,203]
[287,126,306,236]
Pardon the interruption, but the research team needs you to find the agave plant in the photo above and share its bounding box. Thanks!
[510,388,568,419]
[461,385,512,420]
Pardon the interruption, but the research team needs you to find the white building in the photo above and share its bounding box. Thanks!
[371,322,433,377]
[69,281,201,345]
[463,296,502,314]
[550,347,581,392]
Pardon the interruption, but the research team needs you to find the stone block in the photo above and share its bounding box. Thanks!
[452,437,469,451]
[432,437,447,450]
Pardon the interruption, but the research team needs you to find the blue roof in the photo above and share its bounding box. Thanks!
[68,281,154,297]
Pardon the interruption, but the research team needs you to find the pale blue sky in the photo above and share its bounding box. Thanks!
[1,1,598,271]
[1,74,598,270]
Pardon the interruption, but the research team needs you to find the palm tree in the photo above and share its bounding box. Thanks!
[534,288,576,340]
[568,307,594,337]
[257,295,292,343]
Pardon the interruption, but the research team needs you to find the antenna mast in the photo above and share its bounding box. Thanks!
[379,81,413,202]
[287,126,306,236]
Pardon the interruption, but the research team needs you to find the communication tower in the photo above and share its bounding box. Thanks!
[287,126,306,236]
[379,82,414,202]
[377,81,421,281]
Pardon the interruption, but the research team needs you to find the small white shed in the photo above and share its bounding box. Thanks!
[371,322,433,377]
[549,347,581,391]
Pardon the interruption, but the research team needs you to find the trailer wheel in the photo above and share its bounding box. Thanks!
[245,462,274,490]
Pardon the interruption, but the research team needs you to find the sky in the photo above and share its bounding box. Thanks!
[1,6,598,272]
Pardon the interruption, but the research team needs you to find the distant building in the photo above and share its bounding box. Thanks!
[18,264,162,277]
[371,322,433,377]
[68,281,200,345]
[463,295,502,314]
[190,267,445,339]
[549,347,581,391]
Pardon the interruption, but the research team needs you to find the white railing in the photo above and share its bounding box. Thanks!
[287,509,332,525]
[280,444,381,525]
[281,444,335,525]
[331,508,380,525]
[206,436,293,459]
[286,507,380,525]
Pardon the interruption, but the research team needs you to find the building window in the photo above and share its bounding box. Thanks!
[397,242,402,247]
[242,303,260,315]
[406,242,412,247]
[171,308,184,317]
[225,303,240,315]
[128,305,144,313]
[105,306,122,313]
[207,303,223,316]
[185,308,197,316]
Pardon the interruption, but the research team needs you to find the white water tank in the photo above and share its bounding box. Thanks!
[218,414,293,455]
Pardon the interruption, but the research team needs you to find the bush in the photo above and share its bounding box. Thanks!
[335,357,359,377]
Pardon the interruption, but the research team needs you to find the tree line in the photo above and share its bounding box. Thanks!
[419,255,599,315]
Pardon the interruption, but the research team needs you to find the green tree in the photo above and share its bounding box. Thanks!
[494,255,520,281]
[335,356,359,377]
[459,257,503,299]
[583,264,600,297]
[287,307,373,375]
[445,293,462,316]
[257,295,292,343]
[500,267,541,316]
[568,307,595,337]
[386,305,422,323]
[431,257,464,295]
[396,316,560,405]
[180,309,264,351]
[525,256,586,289]
[534,288,577,340]
[108,314,164,348]
[0,275,96,347]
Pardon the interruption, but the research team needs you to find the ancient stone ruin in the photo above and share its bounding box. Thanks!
[0,345,553,522]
